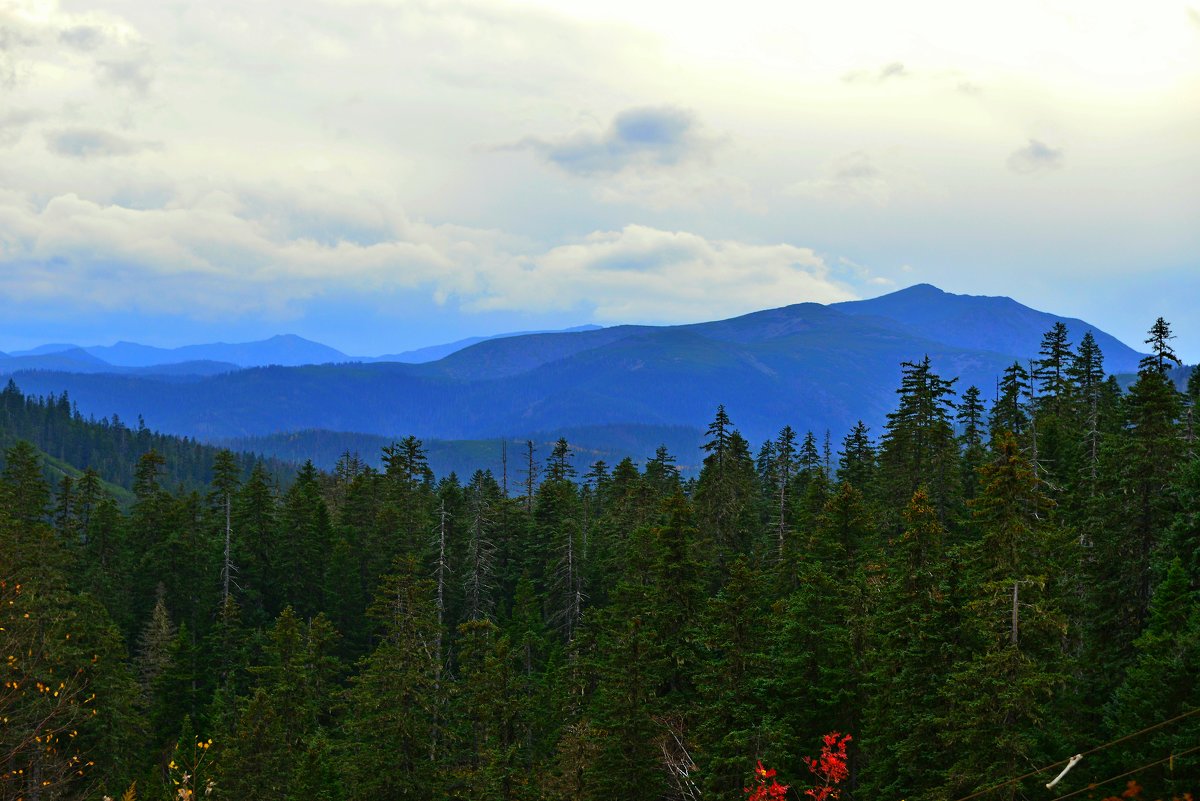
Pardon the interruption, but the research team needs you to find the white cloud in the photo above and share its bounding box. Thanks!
[1006,139,1064,174]
[785,152,895,205]
[44,127,158,158]
[468,225,853,321]
[0,188,851,324]
[508,106,711,175]
[843,61,909,83]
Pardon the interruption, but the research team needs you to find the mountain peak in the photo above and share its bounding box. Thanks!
[894,282,946,296]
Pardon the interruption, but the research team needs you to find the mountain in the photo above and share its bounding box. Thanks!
[6,285,1146,452]
[365,324,604,363]
[834,283,1143,373]
[0,350,240,378]
[0,348,112,373]
[9,343,84,356]
[8,326,605,371]
[84,334,350,368]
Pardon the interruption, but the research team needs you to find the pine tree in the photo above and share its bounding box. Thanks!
[210,449,241,607]
[274,461,334,618]
[221,607,343,800]
[0,503,141,799]
[1094,319,1185,659]
[772,483,871,782]
[453,619,529,801]
[837,421,876,497]
[342,556,442,799]
[1,441,49,526]
[861,489,956,800]
[694,559,781,800]
[771,426,797,560]
[695,408,760,571]
[1100,559,1200,797]
[233,460,278,627]
[878,357,960,523]
[463,470,501,622]
[989,361,1030,447]
[957,385,988,503]
[938,433,1071,799]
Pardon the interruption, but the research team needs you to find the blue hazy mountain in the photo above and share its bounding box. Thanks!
[8,343,85,356]
[6,285,1148,455]
[10,326,605,370]
[364,325,604,364]
[0,349,240,378]
[0,348,112,373]
[833,283,1142,374]
[85,334,349,368]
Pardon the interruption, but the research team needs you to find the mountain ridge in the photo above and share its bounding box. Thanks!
[4,284,1150,453]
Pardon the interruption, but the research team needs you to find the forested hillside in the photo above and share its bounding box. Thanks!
[2,320,1199,801]
[0,380,289,495]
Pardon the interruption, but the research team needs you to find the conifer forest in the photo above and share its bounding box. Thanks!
[3,319,1199,801]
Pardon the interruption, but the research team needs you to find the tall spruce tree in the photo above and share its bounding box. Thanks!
[878,357,960,523]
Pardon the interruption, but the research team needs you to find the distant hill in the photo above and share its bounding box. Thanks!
[8,326,606,372]
[834,284,1143,374]
[86,334,349,368]
[364,324,605,364]
[0,381,292,498]
[5,285,1148,452]
[218,423,707,477]
[0,350,239,377]
[0,348,113,374]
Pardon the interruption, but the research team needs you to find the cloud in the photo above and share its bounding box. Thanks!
[785,152,893,204]
[59,25,106,51]
[507,106,709,175]
[97,57,153,93]
[469,225,854,321]
[0,188,852,326]
[1006,139,1064,174]
[843,61,909,83]
[44,127,159,158]
[0,108,41,147]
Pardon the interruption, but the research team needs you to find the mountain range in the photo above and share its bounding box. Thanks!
[4,285,1150,470]
[2,326,606,374]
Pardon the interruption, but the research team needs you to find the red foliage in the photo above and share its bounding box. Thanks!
[802,732,852,801]
[746,732,851,801]
[745,760,790,801]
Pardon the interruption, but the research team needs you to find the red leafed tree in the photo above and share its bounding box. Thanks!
[745,760,789,801]
[747,732,851,801]
[802,732,852,801]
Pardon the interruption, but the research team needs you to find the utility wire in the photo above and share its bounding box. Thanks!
[949,707,1200,801]
[1050,743,1200,801]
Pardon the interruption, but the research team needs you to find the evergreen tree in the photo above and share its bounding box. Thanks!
[989,361,1030,447]
[878,357,959,522]
[861,489,956,800]
[694,559,780,800]
[453,619,529,801]
[957,385,988,503]
[342,556,442,799]
[695,407,759,571]
[938,433,1071,799]
[837,421,876,497]
[1100,559,1200,797]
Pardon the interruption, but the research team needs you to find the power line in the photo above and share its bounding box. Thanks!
[949,707,1200,801]
[1051,743,1200,801]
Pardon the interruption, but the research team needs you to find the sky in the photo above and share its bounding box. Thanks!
[0,0,1197,359]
